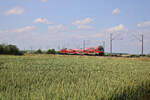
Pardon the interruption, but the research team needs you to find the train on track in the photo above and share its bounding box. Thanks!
[60,45,104,56]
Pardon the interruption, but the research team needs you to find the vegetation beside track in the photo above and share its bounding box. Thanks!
[0,55,150,100]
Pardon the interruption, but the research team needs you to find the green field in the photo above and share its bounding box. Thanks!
[0,55,150,100]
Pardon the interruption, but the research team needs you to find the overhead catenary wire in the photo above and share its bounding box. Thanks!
[110,32,124,54]
[130,32,144,55]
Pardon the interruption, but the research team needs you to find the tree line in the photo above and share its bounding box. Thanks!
[34,49,58,54]
[0,44,23,55]
[0,44,59,55]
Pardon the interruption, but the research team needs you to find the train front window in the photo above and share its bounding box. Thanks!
[98,47,104,51]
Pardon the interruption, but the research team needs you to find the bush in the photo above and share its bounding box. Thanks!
[46,49,56,54]
[35,49,43,54]
[56,51,60,54]
[20,50,27,54]
[15,51,23,55]
[146,54,150,57]
[104,53,122,57]
[130,54,140,58]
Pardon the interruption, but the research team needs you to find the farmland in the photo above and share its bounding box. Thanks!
[0,55,150,100]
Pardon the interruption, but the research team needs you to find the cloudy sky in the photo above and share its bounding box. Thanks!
[0,0,150,54]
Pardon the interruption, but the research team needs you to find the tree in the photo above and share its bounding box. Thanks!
[5,45,19,54]
[46,49,56,54]
[0,44,4,54]
[35,49,42,54]
[0,44,23,55]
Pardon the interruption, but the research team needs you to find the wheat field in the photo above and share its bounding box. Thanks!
[0,55,150,100]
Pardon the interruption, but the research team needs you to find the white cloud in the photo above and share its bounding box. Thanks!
[34,18,52,24]
[108,24,126,32]
[77,25,93,29]
[72,17,94,29]
[137,21,150,27]
[48,24,65,33]
[5,7,24,15]
[12,26,35,33]
[72,17,93,25]
[112,8,120,15]
[40,0,48,2]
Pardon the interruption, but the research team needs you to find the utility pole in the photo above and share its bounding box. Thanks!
[30,46,33,53]
[141,34,144,55]
[110,33,112,54]
[58,45,60,51]
[131,33,145,55]
[102,41,105,50]
[62,40,64,49]
[83,40,85,50]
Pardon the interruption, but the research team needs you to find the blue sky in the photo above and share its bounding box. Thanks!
[0,0,150,54]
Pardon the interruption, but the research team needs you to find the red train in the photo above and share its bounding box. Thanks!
[60,45,104,56]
